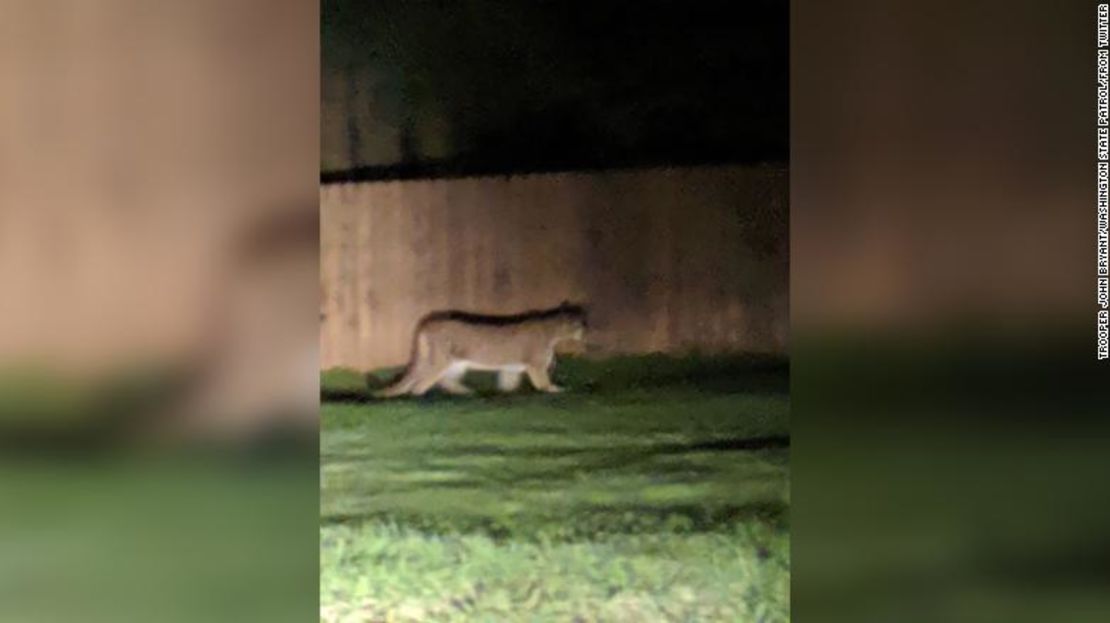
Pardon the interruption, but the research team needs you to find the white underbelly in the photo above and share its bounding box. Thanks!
[453,359,527,373]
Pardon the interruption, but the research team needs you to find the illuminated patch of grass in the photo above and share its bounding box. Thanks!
[321,354,789,622]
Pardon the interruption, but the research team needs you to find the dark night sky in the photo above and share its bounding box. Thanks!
[322,0,787,177]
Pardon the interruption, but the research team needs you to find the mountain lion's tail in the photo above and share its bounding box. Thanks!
[373,328,430,398]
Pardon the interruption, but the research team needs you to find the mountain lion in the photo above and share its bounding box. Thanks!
[375,303,587,398]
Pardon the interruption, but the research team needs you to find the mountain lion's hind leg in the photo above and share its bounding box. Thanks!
[409,344,455,396]
[497,369,523,393]
[375,371,416,398]
[411,361,454,396]
[436,362,473,395]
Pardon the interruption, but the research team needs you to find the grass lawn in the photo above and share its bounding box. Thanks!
[321,354,790,622]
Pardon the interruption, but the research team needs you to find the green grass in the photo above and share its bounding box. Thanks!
[321,354,790,622]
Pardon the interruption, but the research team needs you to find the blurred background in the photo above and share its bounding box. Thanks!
[0,0,319,442]
[792,1,1110,621]
[0,1,318,622]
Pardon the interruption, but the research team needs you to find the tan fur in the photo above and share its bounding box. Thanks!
[375,304,586,398]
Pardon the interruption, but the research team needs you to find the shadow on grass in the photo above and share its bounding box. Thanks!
[320,388,373,403]
[403,436,789,483]
[442,436,789,459]
[320,500,788,541]
[325,436,789,485]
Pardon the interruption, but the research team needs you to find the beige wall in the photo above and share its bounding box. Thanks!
[321,164,788,371]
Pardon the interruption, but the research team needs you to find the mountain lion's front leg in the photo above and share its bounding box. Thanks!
[526,364,563,393]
